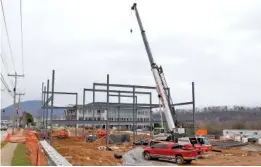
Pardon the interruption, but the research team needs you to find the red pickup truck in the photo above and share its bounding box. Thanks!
[143,142,198,165]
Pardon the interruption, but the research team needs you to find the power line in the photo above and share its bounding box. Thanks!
[0,73,13,97]
[1,53,14,87]
[1,53,9,73]
[20,0,24,75]
[0,0,16,73]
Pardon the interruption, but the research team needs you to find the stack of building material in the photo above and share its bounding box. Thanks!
[210,141,248,147]
[86,135,96,142]
[234,135,241,142]
[242,138,248,143]
[110,134,130,144]
[258,138,261,145]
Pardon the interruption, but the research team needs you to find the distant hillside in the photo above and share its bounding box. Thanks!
[1,100,64,120]
[175,106,261,134]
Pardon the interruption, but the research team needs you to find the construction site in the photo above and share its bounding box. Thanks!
[1,1,261,166]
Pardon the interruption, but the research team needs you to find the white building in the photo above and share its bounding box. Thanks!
[66,103,151,130]
[223,129,261,138]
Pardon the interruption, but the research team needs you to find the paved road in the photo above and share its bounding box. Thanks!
[1,143,18,166]
[122,147,176,166]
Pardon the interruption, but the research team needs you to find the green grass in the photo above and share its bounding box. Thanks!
[1,141,7,148]
[11,143,31,166]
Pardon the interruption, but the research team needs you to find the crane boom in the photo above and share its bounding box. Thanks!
[131,3,177,132]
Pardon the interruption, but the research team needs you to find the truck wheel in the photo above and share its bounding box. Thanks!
[144,152,151,160]
[176,156,184,165]
[185,160,192,164]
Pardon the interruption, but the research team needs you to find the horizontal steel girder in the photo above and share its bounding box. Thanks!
[42,91,77,95]
[94,83,170,90]
[51,120,165,125]
[84,88,151,95]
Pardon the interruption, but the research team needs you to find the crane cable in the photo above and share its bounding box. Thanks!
[0,0,16,73]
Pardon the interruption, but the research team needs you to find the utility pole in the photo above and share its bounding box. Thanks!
[17,93,25,129]
[8,72,24,134]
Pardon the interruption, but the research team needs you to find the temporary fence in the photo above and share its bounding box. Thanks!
[25,131,48,166]
[3,133,11,142]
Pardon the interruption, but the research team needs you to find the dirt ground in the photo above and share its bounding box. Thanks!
[189,145,261,166]
[52,129,149,166]
[51,129,261,166]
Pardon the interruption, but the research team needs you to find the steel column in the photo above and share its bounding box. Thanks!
[82,88,85,137]
[50,70,55,145]
[192,82,195,135]
[135,96,137,136]
[42,85,46,137]
[106,74,109,146]
[149,93,152,138]
[46,79,49,137]
[132,86,135,143]
[75,93,78,136]
[118,92,120,129]
[92,84,95,136]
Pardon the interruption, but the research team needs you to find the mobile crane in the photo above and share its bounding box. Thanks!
[131,3,179,141]
[131,4,212,152]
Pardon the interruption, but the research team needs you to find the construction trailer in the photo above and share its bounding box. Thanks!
[223,129,261,139]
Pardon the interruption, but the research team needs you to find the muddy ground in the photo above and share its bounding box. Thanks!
[51,129,261,166]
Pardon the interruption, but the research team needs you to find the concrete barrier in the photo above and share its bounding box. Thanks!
[242,137,248,143]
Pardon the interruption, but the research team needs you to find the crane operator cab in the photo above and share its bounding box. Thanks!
[153,127,165,136]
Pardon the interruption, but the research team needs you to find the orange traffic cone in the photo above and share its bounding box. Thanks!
[4,133,11,142]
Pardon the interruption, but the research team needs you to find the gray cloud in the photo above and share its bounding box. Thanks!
[1,0,261,108]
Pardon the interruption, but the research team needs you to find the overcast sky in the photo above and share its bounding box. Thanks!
[1,0,261,109]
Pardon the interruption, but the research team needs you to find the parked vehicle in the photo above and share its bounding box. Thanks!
[143,142,198,165]
[1,125,8,131]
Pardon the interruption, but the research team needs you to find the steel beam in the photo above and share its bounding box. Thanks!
[42,91,77,95]
[94,83,170,90]
[44,106,69,109]
[84,88,151,95]
[51,119,166,125]
[173,102,193,106]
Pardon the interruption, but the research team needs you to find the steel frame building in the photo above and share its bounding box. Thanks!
[41,70,196,146]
